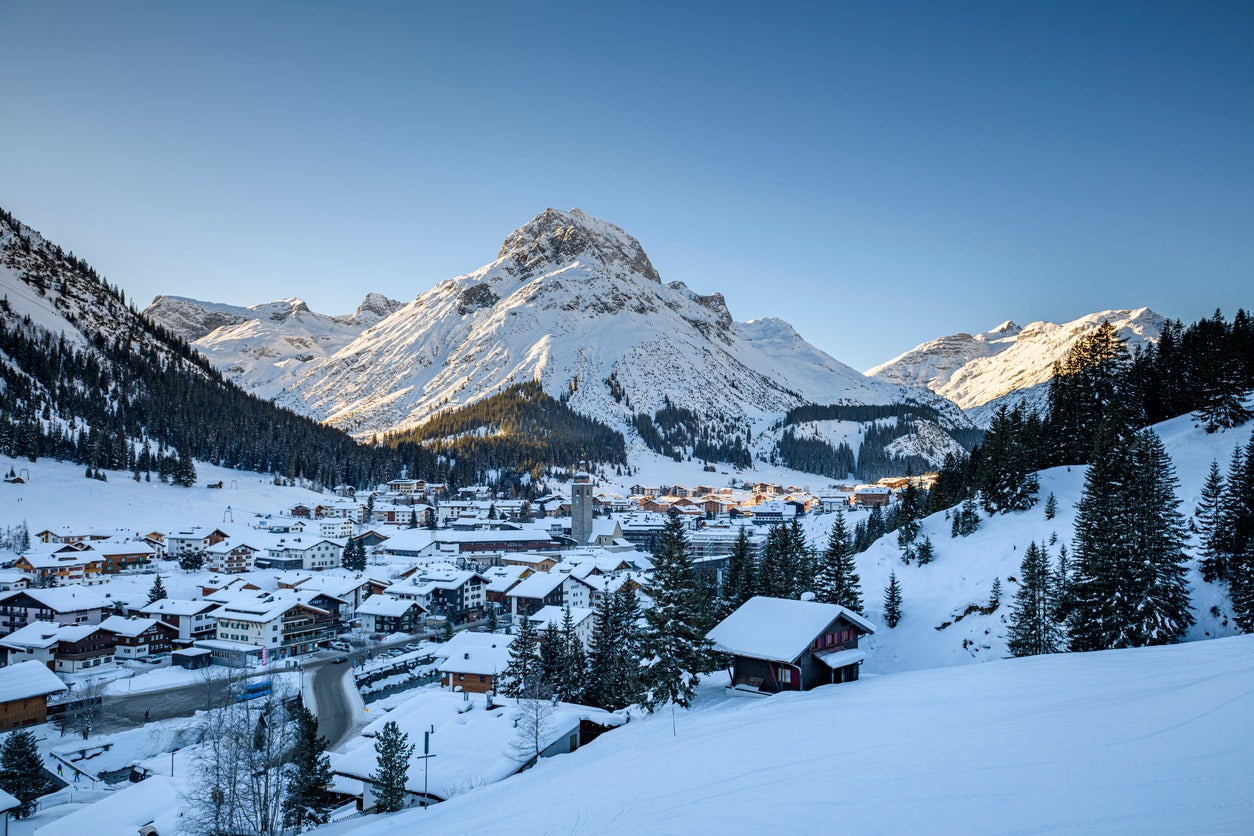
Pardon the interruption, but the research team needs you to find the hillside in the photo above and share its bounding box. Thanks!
[866,308,1166,425]
[344,635,1254,835]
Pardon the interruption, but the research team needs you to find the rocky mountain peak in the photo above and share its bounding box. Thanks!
[497,208,661,283]
[347,292,403,327]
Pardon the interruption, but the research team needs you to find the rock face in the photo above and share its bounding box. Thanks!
[867,308,1167,425]
[144,293,401,400]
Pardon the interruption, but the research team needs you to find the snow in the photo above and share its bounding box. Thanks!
[867,308,1166,420]
[32,775,184,836]
[707,596,875,662]
[346,636,1254,835]
[0,660,66,701]
[330,689,624,803]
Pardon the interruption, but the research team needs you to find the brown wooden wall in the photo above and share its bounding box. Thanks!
[0,695,48,731]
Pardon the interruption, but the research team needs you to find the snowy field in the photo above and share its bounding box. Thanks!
[345,635,1254,835]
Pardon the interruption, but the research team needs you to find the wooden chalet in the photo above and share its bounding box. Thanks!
[707,596,875,694]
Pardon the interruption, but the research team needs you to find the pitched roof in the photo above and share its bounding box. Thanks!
[0,659,68,701]
[707,596,876,663]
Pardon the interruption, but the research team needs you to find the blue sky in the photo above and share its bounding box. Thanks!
[1,1,1250,371]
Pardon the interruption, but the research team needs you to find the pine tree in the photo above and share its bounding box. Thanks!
[1070,421,1194,650]
[989,576,1002,609]
[1007,541,1062,657]
[342,538,367,573]
[1196,459,1228,582]
[500,615,540,697]
[883,571,903,628]
[440,618,454,643]
[0,729,51,818]
[915,534,935,566]
[1044,492,1057,520]
[640,512,714,711]
[559,605,588,703]
[814,510,863,612]
[407,510,418,529]
[1193,353,1252,432]
[174,447,197,488]
[146,573,167,604]
[282,705,335,830]
[538,622,566,687]
[485,605,499,634]
[179,550,204,572]
[369,721,414,814]
[720,526,757,609]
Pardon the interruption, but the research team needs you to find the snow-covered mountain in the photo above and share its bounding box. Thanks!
[144,293,402,400]
[151,209,971,469]
[277,209,961,438]
[867,308,1166,425]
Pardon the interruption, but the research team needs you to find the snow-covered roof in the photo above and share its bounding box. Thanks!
[507,570,587,600]
[0,786,17,812]
[98,615,163,637]
[33,774,183,836]
[1,586,108,611]
[813,648,867,669]
[357,595,424,617]
[0,659,68,701]
[707,596,876,663]
[438,642,512,676]
[528,605,595,631]
[139,597,219,617]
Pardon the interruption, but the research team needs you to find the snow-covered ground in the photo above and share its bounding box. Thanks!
[342,635,1254,835]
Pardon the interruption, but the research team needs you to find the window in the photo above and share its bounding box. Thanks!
[480,675,487,683]
[779,667,792,684]
[458,674,465,681]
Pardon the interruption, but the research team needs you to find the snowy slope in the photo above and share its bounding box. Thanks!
[846,409,1251,673]
[867,309,1166,424]
[202,209,966,449]
[144,293,402,400]
[344,636,1254,835]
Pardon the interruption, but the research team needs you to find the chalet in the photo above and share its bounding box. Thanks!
[213,593,333,658]
[482,564,528,605]
[0,587,107,639]
[435,631,515,693]
[355,595,427,635]
[384,569,488,625]
[98,615,177,659]
[94,539,157,574]
[165,527,229,557]
[33,529,111,545]
[506,571,594,618]
[0,573,27,593]
[13,544,106,585]
[51,625,115,673]
[501,552,560,574]
[854,486,892,507]
[707,596,875,694]
[351,530,390,549]
[0,660,67,731]
[818,492,855,512]
[204,540,260,574]
[750,500,796,525]
[138,598,220,644]
[0,620,66,668]
[316,518,355,538]
[629,484,659,498]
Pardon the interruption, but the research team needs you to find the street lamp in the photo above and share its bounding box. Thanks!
[171,747,180,777]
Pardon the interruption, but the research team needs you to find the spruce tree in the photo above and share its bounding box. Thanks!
[369,721,414,814]
[1196,459,1228,582]
[720,526,757,610]
[814,510,863,612]
[559,605,588,704]
[989,576,1002,609]
[485,605,499,634]
[1044,492,1057,520]
[883,571,903,628]
[0,729,51,818]
[500,615,540,697]
[146,573,167,604]
[538,622,566,688]
[1007,541,1062,657]
[1070,422,1193,650]
[640,512,714,711]
[282,705,335,830]
[915,534,935,566]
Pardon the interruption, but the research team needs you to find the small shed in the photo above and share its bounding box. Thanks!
[707,596,875,695]
[171,647,212,670]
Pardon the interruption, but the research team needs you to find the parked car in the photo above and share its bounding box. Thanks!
[331,656,348,664]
